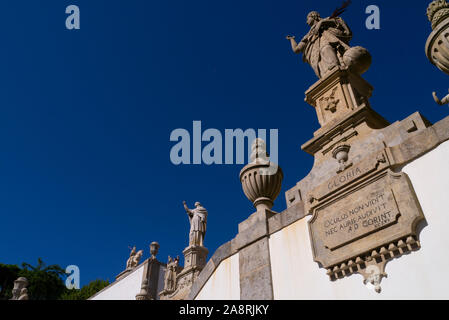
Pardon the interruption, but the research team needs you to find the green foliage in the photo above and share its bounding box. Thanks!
[0,258,108,300]
[0,263,21,300]
[61,279,110,300]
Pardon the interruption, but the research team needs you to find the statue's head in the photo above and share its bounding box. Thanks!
[195,201,201,207]
[307,11,321,26]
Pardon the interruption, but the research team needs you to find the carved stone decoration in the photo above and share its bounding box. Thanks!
[342,46,372,75]
[183,201,208,247]
[240,138,283,211]
[126,248,143,270]
[10,277,29,300]
[427,0,449,30]
[306,147,425,292]
[305,67,373,128]
[326,235,420,293]
[116,246,144,281]
[149,241,160,259]
[332,144,352,173]
[323,87,340,113]
[426,0,449,105]
[286,9,371,79]
[162,256,180,293]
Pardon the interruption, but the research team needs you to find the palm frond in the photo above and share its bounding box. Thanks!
[330,0,352,18]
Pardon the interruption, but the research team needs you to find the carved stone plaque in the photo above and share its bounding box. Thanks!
[308,167,424,269]
[318,180,400,251]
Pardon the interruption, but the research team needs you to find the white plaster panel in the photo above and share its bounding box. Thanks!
[156,265,166,300]
[90,264,144,300]
[195,253,240,300]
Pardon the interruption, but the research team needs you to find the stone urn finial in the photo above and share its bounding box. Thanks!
[427,0,449,29]
[149,242,160,259]
[426,0,449,105]
[239,139,283,211]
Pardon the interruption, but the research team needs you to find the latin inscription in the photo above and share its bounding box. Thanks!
[316,181,400,250]
[328,166,363,191]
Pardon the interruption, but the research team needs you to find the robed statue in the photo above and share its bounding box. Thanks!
[163,255,179,292]
[286,10,352,79]
[183,201,208,247]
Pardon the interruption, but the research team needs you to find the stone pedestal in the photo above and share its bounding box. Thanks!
[183,245,208,270]
[160,245,208,300]
[135,257,164,300]
[305,66,373,129]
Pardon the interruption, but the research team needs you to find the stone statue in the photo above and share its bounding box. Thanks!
[286,6,371,79]
[126,246,143,270]
[183,201,208,247]
[163,255,179,292]
[10,277,29,300]
[18,288,29,300]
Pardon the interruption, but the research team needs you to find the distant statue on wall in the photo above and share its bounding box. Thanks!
[183,201,208,247]
[18,288,29,300]
[286,2,371,79]
[163,255,179,292]
[126,246,143,270]
[10,277,29,300]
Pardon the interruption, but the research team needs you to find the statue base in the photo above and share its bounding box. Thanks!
[305,66,374,129]
[159,245,208,300]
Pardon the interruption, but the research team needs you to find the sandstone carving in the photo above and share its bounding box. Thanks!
[163,256,180,293]
[332,144,352,173]
[240,138,283,211]
[10,277,29,300]
[126,246,143,270]
[286,7,371,79]
[307,148,424,292]
[149,241,160,259]
[183,201,208,247]
[426,0,449,105]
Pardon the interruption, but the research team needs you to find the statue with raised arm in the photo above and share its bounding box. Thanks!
[286,10,352,79]
[286,2,371,79]
[183,201,208,247]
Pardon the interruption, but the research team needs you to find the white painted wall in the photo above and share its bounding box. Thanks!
[156,265,166,300]
[195,253,240,300]
[269,140,449,299]
[90,264,144,300]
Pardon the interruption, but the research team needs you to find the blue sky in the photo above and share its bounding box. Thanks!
[0,0,447,286]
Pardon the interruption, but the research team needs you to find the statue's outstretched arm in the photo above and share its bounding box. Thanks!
[183,201,192,215]
[286,36,305,54]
